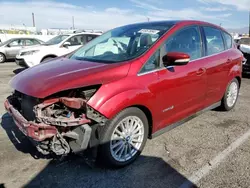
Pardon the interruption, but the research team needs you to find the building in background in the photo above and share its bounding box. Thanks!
[0,25,37,34]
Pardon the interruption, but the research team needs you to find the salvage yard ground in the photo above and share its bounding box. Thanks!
[0,62,250,188]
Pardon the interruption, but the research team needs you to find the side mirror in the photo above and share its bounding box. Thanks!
[6,44,11,47]
[63,42,71,48]
[162,52,190,67]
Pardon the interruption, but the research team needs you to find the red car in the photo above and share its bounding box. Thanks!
[5,20,242,167]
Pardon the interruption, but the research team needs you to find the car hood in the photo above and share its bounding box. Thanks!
[10,58,131,98]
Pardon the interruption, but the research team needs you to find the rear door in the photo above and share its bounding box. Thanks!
[156,26,207,130]
[201,26,229,106]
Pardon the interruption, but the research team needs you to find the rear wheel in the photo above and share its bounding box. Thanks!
[0,53,6,63]
[98,107,148,168]
[220,78,239,111]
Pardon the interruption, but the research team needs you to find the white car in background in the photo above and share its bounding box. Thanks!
[16,32,101,67]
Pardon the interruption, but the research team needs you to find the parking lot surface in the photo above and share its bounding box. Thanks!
[0,62,250,188]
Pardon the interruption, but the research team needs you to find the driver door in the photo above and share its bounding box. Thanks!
[156,26,207,130]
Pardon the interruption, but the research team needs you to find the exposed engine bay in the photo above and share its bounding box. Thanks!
[5,86,107,156]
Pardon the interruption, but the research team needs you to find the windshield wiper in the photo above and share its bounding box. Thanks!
[73,56,114,63]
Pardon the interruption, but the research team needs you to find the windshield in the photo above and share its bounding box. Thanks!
[44,35,69,45]
[69,23,173,63]
[0,39,13,47]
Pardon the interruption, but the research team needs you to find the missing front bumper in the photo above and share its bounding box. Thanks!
[4,99,57,141]
[4,97,94,156]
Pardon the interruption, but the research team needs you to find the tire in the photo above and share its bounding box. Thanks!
[220,78,239,111]
[98,107,148,168]
[0,53,6,63]
[41,57,54,63]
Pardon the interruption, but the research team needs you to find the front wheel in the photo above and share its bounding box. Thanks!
[98,107,148,168]
[0,53,6,63]
[220,78,239,111]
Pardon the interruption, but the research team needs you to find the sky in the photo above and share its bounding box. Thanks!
[0,0,250,30]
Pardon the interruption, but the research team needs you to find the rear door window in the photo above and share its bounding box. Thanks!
[203,26,225,56]
[223,32,232,49]
[25,39,40,46]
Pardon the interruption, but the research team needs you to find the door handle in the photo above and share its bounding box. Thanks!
[196,68,206,76]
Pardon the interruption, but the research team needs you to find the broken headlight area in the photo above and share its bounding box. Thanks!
[6,86,107,156]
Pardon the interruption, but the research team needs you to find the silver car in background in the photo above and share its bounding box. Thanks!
[0,38,44,63]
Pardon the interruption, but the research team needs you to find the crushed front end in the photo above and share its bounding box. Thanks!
[5,87,107,156]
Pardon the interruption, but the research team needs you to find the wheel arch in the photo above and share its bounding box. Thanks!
[130,105,153,139]
[235,76,241,88]
[89,89,155,138]
[0,52,6,61]
[41,54,57,62]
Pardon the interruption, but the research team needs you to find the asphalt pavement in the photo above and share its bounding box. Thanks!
[0,62,250,188]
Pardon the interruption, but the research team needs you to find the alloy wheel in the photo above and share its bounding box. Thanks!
[110,116,144,162]
[0,54,4,63]
[226,81,238,108]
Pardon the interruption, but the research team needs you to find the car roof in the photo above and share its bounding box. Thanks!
[125,20,227,32]
[68,32,102,36]
[7,37,41,40]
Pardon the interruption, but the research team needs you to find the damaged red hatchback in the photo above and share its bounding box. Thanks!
[5,20,242,167]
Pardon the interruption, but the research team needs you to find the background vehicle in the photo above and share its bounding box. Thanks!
[16,32,101,67]
[0,38,44,63]
[237,37,250,74]
[5,20,242,168]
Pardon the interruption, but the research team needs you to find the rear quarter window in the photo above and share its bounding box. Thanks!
[223,32,233,49]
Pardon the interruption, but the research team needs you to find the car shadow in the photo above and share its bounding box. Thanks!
[4,59,15,63]
[23,154,197,188]
[1,113,197,188]
[1,113,50,159]
[13,67,26,74]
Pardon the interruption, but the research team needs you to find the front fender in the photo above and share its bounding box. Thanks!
[89,89,154,119]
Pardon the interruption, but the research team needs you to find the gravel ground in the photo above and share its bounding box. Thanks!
[0,62,250,188]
